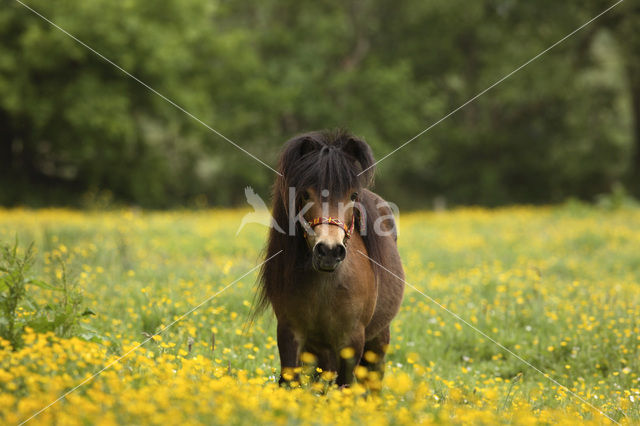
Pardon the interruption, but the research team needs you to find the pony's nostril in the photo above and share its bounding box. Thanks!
[314,243,329,258]
[314,243,345,263]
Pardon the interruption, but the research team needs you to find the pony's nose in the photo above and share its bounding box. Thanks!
[313,242,346,269]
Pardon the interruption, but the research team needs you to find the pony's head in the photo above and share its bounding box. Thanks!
[275,130,375,272]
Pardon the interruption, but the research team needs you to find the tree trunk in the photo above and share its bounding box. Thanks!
[0,110,12,175]
[629,68,640,197]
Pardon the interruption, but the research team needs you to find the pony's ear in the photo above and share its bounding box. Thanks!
[277,133,321,213]
[342,136,375,187]
[297,137,318,159]
[278,134,320,176]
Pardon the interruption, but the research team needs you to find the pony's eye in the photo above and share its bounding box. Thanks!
[350,192,358,201]
[301,190,311,202]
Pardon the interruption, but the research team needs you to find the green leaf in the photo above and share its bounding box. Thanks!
[81,308,96,317]
[23,297,37,312]
[25,278,61,291]
[78,323,108,343]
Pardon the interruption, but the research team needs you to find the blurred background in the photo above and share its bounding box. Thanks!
[1,0,638,209]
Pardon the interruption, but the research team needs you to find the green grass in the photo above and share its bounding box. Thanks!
[0,205,638,423]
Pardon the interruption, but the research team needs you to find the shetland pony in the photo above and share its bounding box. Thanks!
[255,130,404,386]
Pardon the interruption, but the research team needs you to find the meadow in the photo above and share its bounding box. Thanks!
[0,205,639,425]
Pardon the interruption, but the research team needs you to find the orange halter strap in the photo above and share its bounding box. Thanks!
[306,216,355,240]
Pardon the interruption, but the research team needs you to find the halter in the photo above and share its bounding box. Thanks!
[298,195,363,243]
[306,216,355,240]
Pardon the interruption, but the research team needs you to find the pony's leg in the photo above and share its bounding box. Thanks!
[309,347,338,391]
[336,326,365,387]
[361,326,390,380]
[277,322,300,385]
[315,347,338,376]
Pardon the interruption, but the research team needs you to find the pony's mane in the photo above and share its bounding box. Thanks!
[253,130,385,317]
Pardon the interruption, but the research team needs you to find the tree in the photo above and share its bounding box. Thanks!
[0,0,637,207]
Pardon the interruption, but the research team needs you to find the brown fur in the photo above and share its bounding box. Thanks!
[255,130,404,386]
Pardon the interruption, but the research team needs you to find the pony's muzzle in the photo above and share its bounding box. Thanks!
[313,242,346,271]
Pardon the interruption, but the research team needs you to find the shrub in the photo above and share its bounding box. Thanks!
[0,239,99,350]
